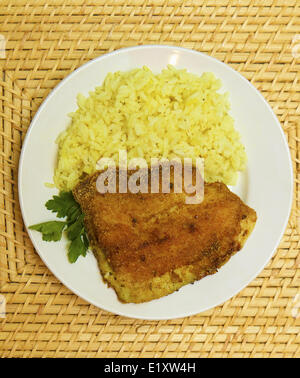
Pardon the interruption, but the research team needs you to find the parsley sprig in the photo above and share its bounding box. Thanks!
[29,191,89,263]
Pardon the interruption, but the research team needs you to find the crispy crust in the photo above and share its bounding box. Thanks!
[73,169,257,303]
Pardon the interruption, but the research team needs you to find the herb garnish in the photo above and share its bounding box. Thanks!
[29,191,89,263]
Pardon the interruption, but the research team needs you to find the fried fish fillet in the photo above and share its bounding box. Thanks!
[73,169,257,303]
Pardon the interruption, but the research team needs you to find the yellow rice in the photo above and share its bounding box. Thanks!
[54,65,246,191]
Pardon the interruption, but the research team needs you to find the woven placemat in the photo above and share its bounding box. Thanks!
[0,0,299,358]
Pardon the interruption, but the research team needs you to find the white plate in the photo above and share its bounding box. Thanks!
[18,45,293,320]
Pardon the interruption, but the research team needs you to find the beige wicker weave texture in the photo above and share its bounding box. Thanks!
[0,0,299,358]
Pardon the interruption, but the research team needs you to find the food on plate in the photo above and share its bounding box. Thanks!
[72,168,257,303]
[54,65,246,191]
[29,65,257,304]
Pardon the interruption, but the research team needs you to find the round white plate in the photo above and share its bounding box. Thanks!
[18,45,293,320]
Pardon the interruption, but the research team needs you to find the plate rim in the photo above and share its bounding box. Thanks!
[18,44,294,320]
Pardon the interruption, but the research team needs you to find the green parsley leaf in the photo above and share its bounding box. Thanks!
[29,191,90,263]
[29,221,66,242]
[82,232,89,249]
[66,213,85,241]
[46,191,79,219]
[68,234,88,263]
[66,205,82,224]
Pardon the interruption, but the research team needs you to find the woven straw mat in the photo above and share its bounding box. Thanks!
[0,0,299,358]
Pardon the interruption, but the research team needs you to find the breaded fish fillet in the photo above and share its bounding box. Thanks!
[73,169,257,303]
